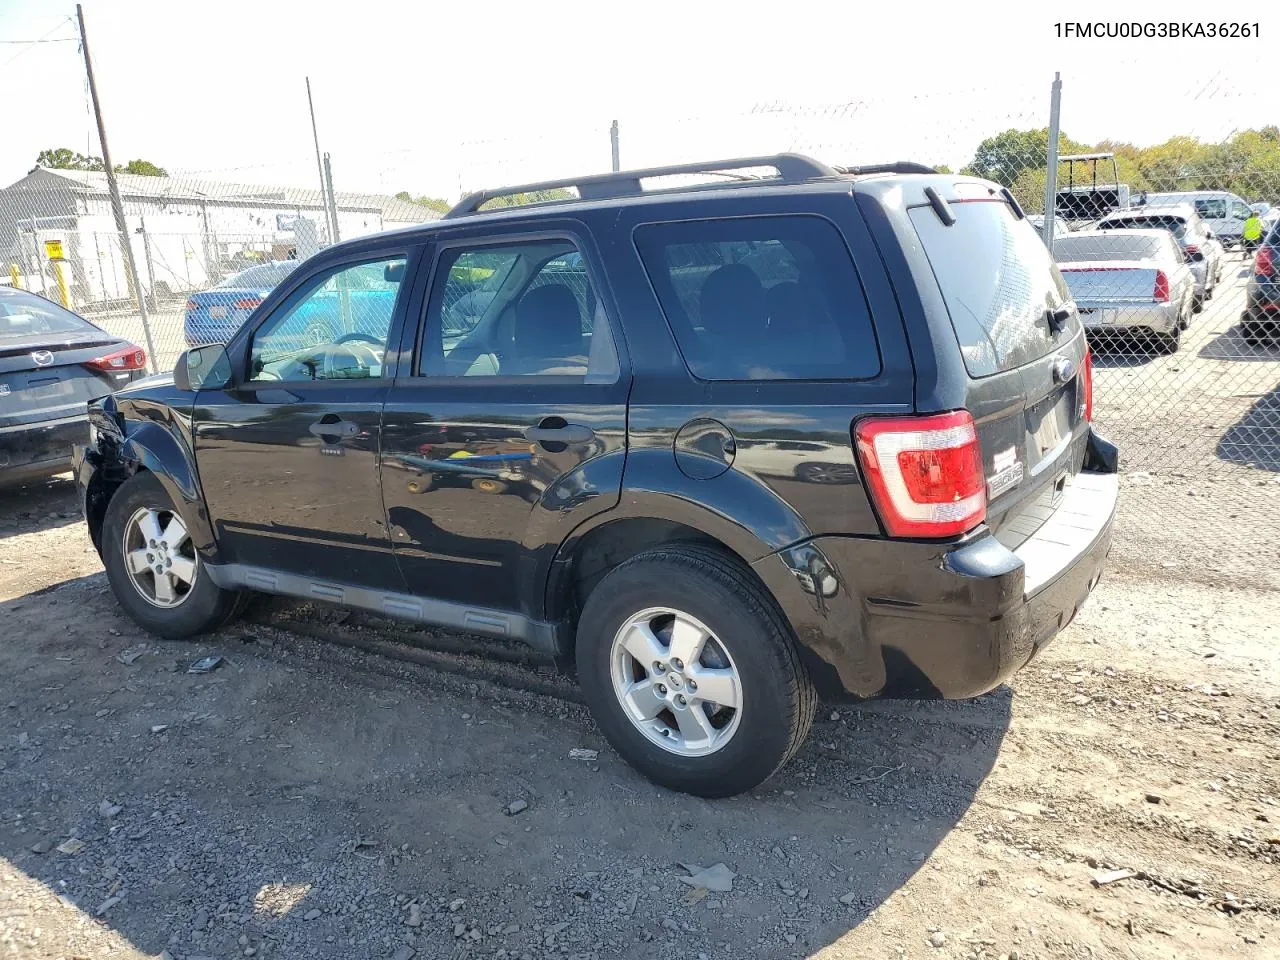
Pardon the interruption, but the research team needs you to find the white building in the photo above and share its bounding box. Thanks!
[0,168,438,305]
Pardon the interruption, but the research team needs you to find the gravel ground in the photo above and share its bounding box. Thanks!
[2,252,1278,959]
[1,472,1277,960]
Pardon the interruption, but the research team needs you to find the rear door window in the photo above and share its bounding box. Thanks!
[633,215,880,381]
[909,200,1072,378]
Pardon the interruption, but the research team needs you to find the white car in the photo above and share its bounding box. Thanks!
[1096,204,1223,310]
[1138,190,1254,248]
[1054,229,1196,354]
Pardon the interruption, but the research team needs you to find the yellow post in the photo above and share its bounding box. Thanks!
[8,264,20,289]
[43,239,71,308]
[51,261,71,308]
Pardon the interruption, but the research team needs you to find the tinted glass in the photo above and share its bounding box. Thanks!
[422,241,619,380]
[1099,215,1187,239]
[0,290,97,340]
[218,262,297,289]
[1195,198,1227,219]
[1054,234,1166,262]
[249,257,405,381]
[634,216,880,381]
[910,200,1072,378]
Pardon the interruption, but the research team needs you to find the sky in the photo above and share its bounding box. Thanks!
[0,0,1273,202]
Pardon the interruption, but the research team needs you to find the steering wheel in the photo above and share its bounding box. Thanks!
[335,331,383,346]
[321,340,382,379]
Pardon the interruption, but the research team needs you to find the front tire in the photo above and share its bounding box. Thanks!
[575,543,816,797]
[101,472,242,639]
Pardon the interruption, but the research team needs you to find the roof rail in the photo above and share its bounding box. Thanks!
[834,162,939,176]
[444,153,840,219]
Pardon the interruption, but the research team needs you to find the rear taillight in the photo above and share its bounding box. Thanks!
[854,411,986,539]
[1257,247,1275,276]
[1081,346,1094,422]
[86,345,147,372]
[1183,244,1199,256]
[233,297,263,310]
[1153,270,1170,302]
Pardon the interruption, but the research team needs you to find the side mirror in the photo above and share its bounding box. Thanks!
[174,343,232,392]
[384,261,405,282]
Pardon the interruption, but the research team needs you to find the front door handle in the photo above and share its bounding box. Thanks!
[524,422,595,446]
[309,416,359,440]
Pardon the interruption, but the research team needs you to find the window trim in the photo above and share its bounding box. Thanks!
[408,229,625,386]
[242,251,412,385]
[630,211,884,384]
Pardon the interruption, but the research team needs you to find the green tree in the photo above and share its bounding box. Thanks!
[962,128,1087,188]
[33,147,104,172]
[480,188,575,210]
[394,191,451,215]
[116,158,166,176]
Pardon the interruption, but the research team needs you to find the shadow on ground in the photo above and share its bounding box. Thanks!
[1216,380,1280,472]
[0,572,1010,959]
[0,473,81,541]
[1199,321,1280,361]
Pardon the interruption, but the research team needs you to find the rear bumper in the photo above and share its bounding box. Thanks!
[754,430,1119,700]
[0,414,88,482]
[1246,277,1280,316]
[1078,301,1179,334]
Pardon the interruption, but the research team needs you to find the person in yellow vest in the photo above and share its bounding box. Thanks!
[1243,211,1264,255]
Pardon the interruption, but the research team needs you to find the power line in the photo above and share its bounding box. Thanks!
[0,18,77,69]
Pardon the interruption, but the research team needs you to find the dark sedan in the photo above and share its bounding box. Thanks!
[1243,220,1280,346]
[0,287,147,484]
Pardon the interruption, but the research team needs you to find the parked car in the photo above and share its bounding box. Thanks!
[74,154,1118,797]
[1027,213,1071,245]
[1242,218,1280,346]
[1053,229,1195,353]
[1096,204,1223,309]
[184,261,299,346]
[0,287,147,484]
[1138,190,1253,247]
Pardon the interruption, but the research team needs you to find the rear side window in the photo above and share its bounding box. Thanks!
[1101,215,1188,239]
[634,216,880,381]
[910,200,1072,378]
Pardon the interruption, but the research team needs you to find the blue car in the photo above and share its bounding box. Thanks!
[184,261,299,346]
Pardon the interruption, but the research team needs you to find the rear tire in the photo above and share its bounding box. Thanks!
[575,543,816,797]
[1154,324,1181,355]
[101,472,243,640]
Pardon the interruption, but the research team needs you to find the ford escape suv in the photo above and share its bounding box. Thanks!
[73,154,1118,797]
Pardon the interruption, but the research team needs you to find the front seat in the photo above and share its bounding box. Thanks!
[696,263,769,377]
[510,284,585,375]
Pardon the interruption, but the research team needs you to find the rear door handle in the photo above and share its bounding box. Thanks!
[524,423,595,446]
[309,416,359,440]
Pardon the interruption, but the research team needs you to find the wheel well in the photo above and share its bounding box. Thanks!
[85,464,143,553]
[550,517,740,629]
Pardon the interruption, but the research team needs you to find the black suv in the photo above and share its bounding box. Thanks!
[74,154,1118,797]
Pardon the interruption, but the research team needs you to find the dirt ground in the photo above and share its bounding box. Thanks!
[1,464,1277,960]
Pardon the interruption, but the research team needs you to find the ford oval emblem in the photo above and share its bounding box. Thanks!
[1052,356,1075,383]
[31,350,54,367]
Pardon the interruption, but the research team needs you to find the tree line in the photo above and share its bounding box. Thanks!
[959,126,1280,212]
[32,148,167,177]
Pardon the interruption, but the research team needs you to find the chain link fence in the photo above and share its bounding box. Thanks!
[2,75,1276,583]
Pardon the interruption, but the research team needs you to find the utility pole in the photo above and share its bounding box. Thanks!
[76,3,156,371]
[1042,72,1063,249]
[610,119,620,172]
[323,153,340,243]
[306,78,336,244]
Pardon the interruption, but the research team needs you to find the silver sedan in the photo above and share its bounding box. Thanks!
[1053,229,1196,354]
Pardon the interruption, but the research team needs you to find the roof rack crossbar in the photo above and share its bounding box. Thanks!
[834,161,939,176]
[444,153,839,218]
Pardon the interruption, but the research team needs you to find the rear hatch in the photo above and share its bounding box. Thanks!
[907,192,1089,550]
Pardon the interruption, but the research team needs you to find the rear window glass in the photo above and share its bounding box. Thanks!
[633,216,880,381]
[909,200,1072,378]
[1100,215,1187,239]
[0,290,97,340]
[1054,233,1167,262]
